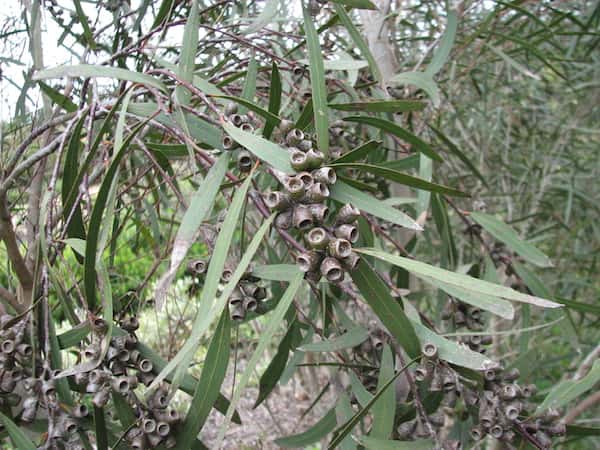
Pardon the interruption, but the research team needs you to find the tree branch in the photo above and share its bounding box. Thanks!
[564,390,600,424]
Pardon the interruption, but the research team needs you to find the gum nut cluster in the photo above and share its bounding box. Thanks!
[222,102,262,173]
[74,316,180,449]
[442,301,492,352]
[0,314,84,448]
[187,259,269,322]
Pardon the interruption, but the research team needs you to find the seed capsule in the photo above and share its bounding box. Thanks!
[336,204,360,224]
[305,149,325,169]
[225,102,238,116]
[490,424,504,439]
[430,368,443,392]
[278,119,294,133]
[290,150,309,171]
[414,365,429,382]
[312,167,337,185]
[309,203,329,223]
[72,404,89,418]
[306,227,329,250]
[304,182,329,203]
[265,191,291,211]
[237,150,253,172]
[240,123,254,133]
[131,435,147,449]
[164,436,177,448]
[111,376,131,394]
[63,417,78,434]
[470,426,485,441]
[340,253,360,271]
[230,303,245,321]
[298,140,313,152]
[222,135,236,150]
[229,288,244,306]
[41,379,56,396]
[253,287,267,301]
[503,368,520,381]
[92,387,110,408]
[297,171,314,189]
[501,384,517,400]
[142,418,157,434]
[230,114,248,127]
[548,423,566,436]
[296,251,321,273]
[221,268,233,283]
[334,224,358,243]
[320,257,344,283]
[1,339,15,353]
[21,397,38,422]
[286,129,304,146]
[122,316,140,332]
[422,342,438,360]
[328,238,352,259]
[274,210,293,229]
[243,296,258,312]
[156,421,171,437]
[147,434,162,447]
[285,176,305,199]
[504,402,521,421]
[292,205,313,230]
[139,359,153,373]
[92,317,108,334]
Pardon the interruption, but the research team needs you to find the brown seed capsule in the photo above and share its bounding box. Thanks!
[414,365,429,382]
[548,423,566,436]
[156,421,171,437]
[93,387,110,408]
[125,334,138,349]
[253,287,267,301]
[334,224,358,243]
[293,205,313,230]
[336,203,360,224]
[41,379,56,396]
[292,65,305,77]
[240,123,254,133]
[111,377,131,394]
[298,140,313,152]
[535,431,553,448]
[139,359,153,373]
[430,368,443,392]
[147,433,163,448]
[221,268,233,283]
[312,167,337,185]
[480,413,495,429]
[279,119,294,133]
[309,203,329,223]
[304,182,329,203]
[480,335,493,345]
[296,251,321,273]
[501,384,518,400]
[490,424,504,439]
[296,171,314,189]
[225,102,238,116]
[243,296,258,312]
[237,150,253,172]
[164,435,177,449]
[130,435,147,450]
[328,238,352,259]
[340,253,360,271]
[21,397,38,422]
[320,257,344,283]
[122,316,140,332]
[422,342,439,360]
[1,339,15,353]
[306,227,329,250]
[286,129,304,146]
[503,368,520,381]
[290,150,309,171]
[142,418,157,434]
[230,302,245,321]
[155,408,180,424]
[241,283,260,298]
[92,317,108,334]
[72,404,89,418]
[505,402,521,421]
[231,114,248,127]
[285,176,305,199]
[229,288,244,306]
[541,407,560,423]
[275,210,293,229]
[265,191,291,211]
[305,149,325,169]
[63,417,78,434]
[222,135,236,150]
[470,426,485,441]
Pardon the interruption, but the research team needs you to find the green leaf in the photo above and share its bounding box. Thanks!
[334,4,381,82]
[176,0,199,105]
[276,408,338,448]
[38,81,77,112]
[359,437,434,450]
[252,264,302,281]
[331,0,377,9]
[536,360,600,414]
[264,62,282,139]
[300,58,369,71]
[428,125,487,186]
[328,359,417,449]
[244,0,280,34]
[329,181,422,231]
[240,54,258,111]
[343,116,442,162]
[357,248,561,309]
[331,140,382,164]
[329,162,467,197]
[154,153,230,309]
[566,426,600,437]
[371,344,395,439]
[336,392,357,450]
[300,326,369,352]
[73,0,95,49]
[222,120,294,173]
[329,100,426,113]
[389,72,441,107]
[216,272,305,447]
[151,0,175,28]
[350,372,373,408]
[0,412,37,450]
[470,212,553,268]
[426,9,458,76]
[94,406,109,450]
[215,95,281,128]
[177,311,231,450]
[33,64,167,92]
[351,260,420,358]
[303,6,329,156]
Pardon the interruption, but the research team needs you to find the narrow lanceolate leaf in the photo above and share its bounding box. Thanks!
[536,360,600,414]
[334,4,381,82]
[252,264,299,281]
[176,0,199,105]
[0,412,37,450]
[359,436,434,450]
[276,408,338,448]
[33,64,167,92]
[343,116,442,162]
[331,140,382,164]
[331,0,377,9]
[357,248,562,309]
[389,72,441,107]
[299,58,369,71]
[38,81,77,112]
[222,120,294,173]
[177,311,231,450]
[73,0,95,49]
[470,212,553,268]
[216,273,304,447]
[350,371,373,407]
[336,393,357,450]
[329,162,467,197]
[424,276,515,320]
[154,153,229,309]
[329,100,426,113]
[426,9,458,76]
[264,62,282,138]
[328,359,417,449]
[330,181,422,231]
[301,327,369,352]
[240,54,258,113]
[303,6,329,156]
[351,260,420,358]
[372,344,395,439]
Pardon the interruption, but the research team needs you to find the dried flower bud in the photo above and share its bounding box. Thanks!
[328,238,352,259]
[336,203,360,224]
[320,257,344,283]
[293,205,313,230]
[265,191,291,211]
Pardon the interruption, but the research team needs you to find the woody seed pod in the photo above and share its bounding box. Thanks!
[490,424,504,439]
[225,102,238,116]
[92,318,108,334]
[63,417,78,434]
[111,376,131,394]
[237,150,253,172]
[155,408,180,424]
[296,251,321,273]
[254,286,267,301]
[222,135,236,150]
[328,238,352,259]
[305,149,325,168]
[1,339,15,353]
[430,368,443,392]
[501,384,517,400]
[230,303,245,321]
[229,288,244,306]
[298,140,313,152]
[279,119,294,133]
[230,114,247,127]
[286,129,304,146]
[312,167,336,185]
[138,371,156,386]
[122,316,140,332]
[130,349,141,364]
[142,418,157,434]
[548,423,566,436]
[307,227,329,249]
[336,203,360,224]
[187,259,208,275]
[296,171,314,189]
[117,349,131,363]
[505,402,521,420]
[139,359,153,373]
[290,150,309,171]
[221,269,233,283]
[21,397,38,422]
[340,253,360,271]
[156,421,171,437]
[240,122,254,133]
[535,431,553,448]
[422,342,439,360]
[309,203,329,223]
[72,404,89,418]
[5,393,20,407]
[320,257,344,283]
[41,379,56,396]
[93,387,110,408]
[292,65,305,77]
[480,413,495,429]
[131,435,147,450]
[243,296,258,312]
[164,436,177,448]
[541,407,560,422]
[275,210,293,229]
[470,426,485,441]
[503,368,520,381]
[304,182,329,203]
[334,224,358,243]
[285,176,305,199]
[147,434,163,448]
[414,366,429,382]
[265,191,291,211]
[293,205,313,230]
[241,283,260,298]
